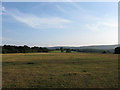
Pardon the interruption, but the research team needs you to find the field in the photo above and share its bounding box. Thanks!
[49,50,78,53]
[2,53,118,88]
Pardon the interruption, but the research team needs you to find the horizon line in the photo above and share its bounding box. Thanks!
[1,43,119,47]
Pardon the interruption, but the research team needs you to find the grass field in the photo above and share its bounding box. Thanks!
[48,50,78,53]
[2,53,118,88]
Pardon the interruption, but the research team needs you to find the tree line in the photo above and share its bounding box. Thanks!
[2,45,49,53]
[1,45,72,54]
[1,45,120,54]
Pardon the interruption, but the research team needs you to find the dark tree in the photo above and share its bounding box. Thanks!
[42,47,48,52]
[23,45,31,53]
[2,45,49,53]
[56,49,59,50]
[114,47,120,54]
[102,51,107,54]
[60,47,64,53]
[66,48,71,53]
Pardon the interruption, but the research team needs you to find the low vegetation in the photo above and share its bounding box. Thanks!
[2,53,118,88]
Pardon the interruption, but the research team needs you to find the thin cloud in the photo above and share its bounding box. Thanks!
[13,15,72,29]
[2,6,6,11]
[86,19,117,31]
[86,24,99,31]
[1,6,7,15]
[56,2,84,14]
[56,5,67,13]
[3,6,72,29]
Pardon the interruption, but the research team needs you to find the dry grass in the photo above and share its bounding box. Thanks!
[2,53,118,88]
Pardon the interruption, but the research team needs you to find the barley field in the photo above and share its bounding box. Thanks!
[2,53,118,88]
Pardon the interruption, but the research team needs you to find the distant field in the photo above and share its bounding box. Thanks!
[2,53,118,88]
[49,50,62,53]
[48,50,78,53]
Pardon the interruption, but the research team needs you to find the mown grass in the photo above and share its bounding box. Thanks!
[2,53,118,88]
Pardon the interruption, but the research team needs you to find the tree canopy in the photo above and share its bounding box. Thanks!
[114,47,120,54]
[2,45,48,53]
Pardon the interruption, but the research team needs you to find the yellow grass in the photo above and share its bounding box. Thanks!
[2,53,118,88]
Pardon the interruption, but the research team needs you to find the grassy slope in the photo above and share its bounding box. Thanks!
[2,53,118,88]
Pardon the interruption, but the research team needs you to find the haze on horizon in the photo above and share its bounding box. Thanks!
[2,2,118,47]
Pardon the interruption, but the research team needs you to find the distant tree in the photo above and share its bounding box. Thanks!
[38,47,43,52]
[23,45,31,53]
[60,47,64,53]
[102,51,107,54]
[42,47,48,52]
[2,45,49,54]
[31,46,39,52]
[2,48,8,53]
[56,49,59,50]
[66,48,71,53]
[114,47,120,54]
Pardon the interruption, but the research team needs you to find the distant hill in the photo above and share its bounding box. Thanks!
[77,45,118,50]
[47,44,119,53]
[48,44,118,50]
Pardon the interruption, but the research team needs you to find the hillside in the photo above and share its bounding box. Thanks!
[48,44,118,50]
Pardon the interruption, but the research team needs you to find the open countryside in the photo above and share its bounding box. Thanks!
[2,2,119,88]
[2,52,118,88]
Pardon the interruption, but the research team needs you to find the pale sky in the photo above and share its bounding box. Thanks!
[2,2,118,47]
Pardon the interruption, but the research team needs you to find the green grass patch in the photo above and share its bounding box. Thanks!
[48,50,62,53]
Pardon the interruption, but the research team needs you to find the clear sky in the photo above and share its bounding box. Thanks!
[2,2,118,47]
